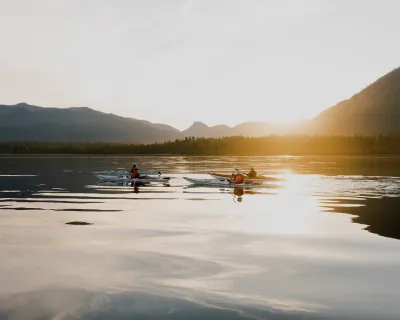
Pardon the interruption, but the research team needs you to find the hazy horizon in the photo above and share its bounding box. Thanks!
[1,0,399,130]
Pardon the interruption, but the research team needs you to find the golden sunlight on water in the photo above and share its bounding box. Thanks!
[1,156,400,319]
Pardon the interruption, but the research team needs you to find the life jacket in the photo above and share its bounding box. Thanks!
[235,174,244,184]
[132,171,140,178]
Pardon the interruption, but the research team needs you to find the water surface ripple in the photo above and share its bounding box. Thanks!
[0,156,400,320]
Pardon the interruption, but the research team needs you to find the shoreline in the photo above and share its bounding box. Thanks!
[1,136,400,156]
[1,153,400,157]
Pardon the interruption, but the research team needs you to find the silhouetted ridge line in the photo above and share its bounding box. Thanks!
[1,66,399,141]
[309,67,400,135]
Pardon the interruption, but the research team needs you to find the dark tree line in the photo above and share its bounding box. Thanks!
[1,136,400,155]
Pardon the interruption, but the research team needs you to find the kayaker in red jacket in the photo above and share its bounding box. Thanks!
[130,164,137,174]
[130,164,141,179]
[132,168,140,179]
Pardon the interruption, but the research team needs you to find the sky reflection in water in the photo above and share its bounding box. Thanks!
[0,156,400,320]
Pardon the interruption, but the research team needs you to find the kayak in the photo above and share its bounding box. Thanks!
[98,180,169,186]
[99,177,170,184]
[209,172,282,182]
[101,170,161,176]
[96,174,166,180]
[183,177,263,188]
[96,174,131,180]
[98,180,145,186]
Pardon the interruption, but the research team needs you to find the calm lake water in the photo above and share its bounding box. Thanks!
[1,155,400,320]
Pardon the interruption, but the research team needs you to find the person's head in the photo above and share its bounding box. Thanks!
[250,167,254,171]
[132,164,136,168]
[135,168,138,171]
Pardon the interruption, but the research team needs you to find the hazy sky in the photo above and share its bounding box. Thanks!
[1,0,399,129]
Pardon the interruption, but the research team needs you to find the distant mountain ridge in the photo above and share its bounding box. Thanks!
[183,122,232,138]
[1,67,400,142]
[308,67,400,135]
[0,103,181,143]
[182,121,299,138]
[182,66,400,137]
[0,103,294,142]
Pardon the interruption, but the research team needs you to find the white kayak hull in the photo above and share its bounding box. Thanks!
[98,177,170,184]
[209,173,281,182]
[101,170,161,176]
[183,177,261,188]
[96,174,166,180]
[98,180,169,186]
[96,174,131,180]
